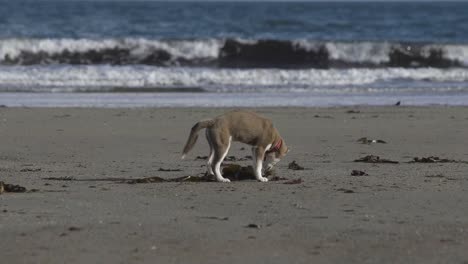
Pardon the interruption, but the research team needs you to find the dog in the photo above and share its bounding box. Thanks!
[181,110,288,182]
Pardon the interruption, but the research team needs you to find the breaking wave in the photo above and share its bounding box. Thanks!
[1,65,468,93]
[1,38,468,68]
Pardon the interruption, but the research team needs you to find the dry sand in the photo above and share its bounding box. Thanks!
[1,106,468,264]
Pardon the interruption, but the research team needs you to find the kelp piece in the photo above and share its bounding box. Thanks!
[288,161,304,170]
[354,155,398,164]
[0,181,27,193]
[351,170,369,176]
[357,137,387,144]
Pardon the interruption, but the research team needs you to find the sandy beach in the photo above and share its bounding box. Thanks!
[1,106,468,264]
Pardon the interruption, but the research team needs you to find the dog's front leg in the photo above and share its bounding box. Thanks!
[252,146,268,182]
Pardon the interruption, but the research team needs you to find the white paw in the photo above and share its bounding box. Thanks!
[257,177,269,182]
[217,177,231,183]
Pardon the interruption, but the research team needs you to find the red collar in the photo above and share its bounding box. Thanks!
[266,139,282,154]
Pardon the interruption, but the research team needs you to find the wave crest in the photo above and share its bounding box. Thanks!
[0,38,467,68]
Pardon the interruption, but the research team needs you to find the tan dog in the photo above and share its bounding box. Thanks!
[181,110,288,182]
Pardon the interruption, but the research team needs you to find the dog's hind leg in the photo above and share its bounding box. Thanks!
[211,135,232,183]
[205,129,215,176]
[252,146,268,182]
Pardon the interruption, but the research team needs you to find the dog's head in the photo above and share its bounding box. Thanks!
[264,139,289,172]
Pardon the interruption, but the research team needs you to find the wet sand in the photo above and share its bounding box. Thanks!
[1,106,468,263]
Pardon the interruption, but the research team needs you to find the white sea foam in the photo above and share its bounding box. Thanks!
[325,42,392,64]
[295,40,392,64]
[0,38,222,62]
[445,44,468,66]
[0,65,467,93]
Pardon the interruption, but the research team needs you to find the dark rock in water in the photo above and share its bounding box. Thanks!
[288,161,304,170]
[395,101,401,106]
[354,155,399,164]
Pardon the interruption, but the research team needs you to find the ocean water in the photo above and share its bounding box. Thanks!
[1,1,468,107]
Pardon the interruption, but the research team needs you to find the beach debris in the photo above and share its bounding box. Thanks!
[53,114,71,118]
[283,178,303,184]
[197,155,252,161]
[310,216,329,219]
[125,175,216,184]
[222,164,254,180]
[43,163,281,184]
[222,164,274,180]
[126,176,166,184]
[0,182,27,193]
[20,168,42,172]
[68,226,82,232]
[354,155,399,164]
[336,188,355,193]
[314,114,333,119]
[357,137,387,144]
[351,170,368,176]
[245,224,260,229]
[225,156,237,161]
[43,176,76,181]
[346,110,361,114]
[425,174,445,178]
[269,176,288,181]
[158,168,182,172]
[409,156,467,164]
[198,216,229,221]
[288,161,304,170]
[225,155,253,161]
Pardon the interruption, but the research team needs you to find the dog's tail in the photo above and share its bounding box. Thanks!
[181,119,215,159]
